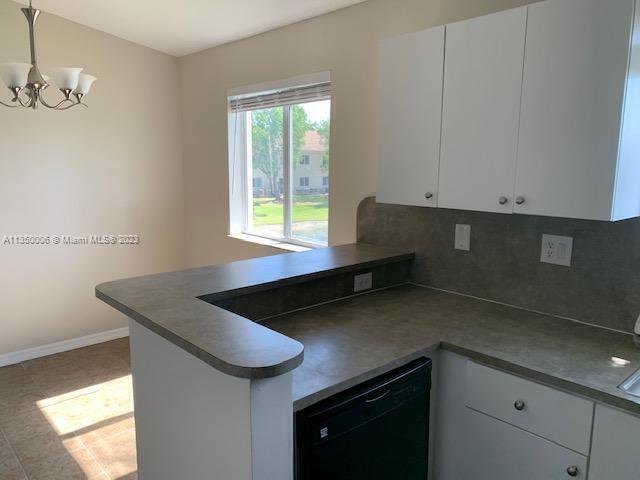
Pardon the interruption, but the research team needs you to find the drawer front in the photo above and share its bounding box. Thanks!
[463,408,588,480]
[466,362,593,454]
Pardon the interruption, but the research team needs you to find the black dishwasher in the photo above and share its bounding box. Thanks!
[295,357,431,480]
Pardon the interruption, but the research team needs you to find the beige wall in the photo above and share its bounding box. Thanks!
[0,0,185,355]
[178,0,532,267]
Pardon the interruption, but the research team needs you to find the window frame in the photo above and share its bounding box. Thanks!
[228,73,331,249]
[230,107,328,249]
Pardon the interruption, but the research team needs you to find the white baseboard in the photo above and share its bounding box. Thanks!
[0,326,130,368]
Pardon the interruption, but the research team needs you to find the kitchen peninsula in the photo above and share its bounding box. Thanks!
[96,243,640,480]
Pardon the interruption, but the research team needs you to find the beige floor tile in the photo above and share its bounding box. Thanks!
[33,369,131,405]
[23,340,131,403]
[0,431,14,462]
[76,415,135,446]
[0,388,43,424]
[0,455,26,480]
[39,386,133,438]
[11,431,84,468]
[0,364,29,384]
[28,368,102,402]
[20,446,106,480]
[0,340,137,479]
[114,473,137,480]
[0,430,24,480]
[0,365,44,424]
[22,355,85,379]
[1,407,82,449]
[87,428,137,479]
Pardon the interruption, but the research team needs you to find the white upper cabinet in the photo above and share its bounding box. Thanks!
[438,8,526,214]
[514,0,640,220]
[377,26,444,207]
[377,0,640,220]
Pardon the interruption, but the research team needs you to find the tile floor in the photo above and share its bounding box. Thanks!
[0,338,137,480]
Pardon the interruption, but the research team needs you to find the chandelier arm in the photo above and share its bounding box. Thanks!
[0,99,19,108]
[55,101,88,111]
[16,94,33,108]
[39,94,74,110]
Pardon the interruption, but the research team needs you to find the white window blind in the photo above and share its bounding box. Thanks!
[229,82,331,113]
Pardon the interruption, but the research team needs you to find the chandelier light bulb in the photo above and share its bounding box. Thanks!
[0,62,31,88]
[74,74,97,95]
[48,67,83,91]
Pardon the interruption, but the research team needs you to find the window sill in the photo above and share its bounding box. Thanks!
[228,233,313,253]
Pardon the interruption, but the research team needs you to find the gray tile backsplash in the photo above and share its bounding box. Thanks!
[357,197,640,333]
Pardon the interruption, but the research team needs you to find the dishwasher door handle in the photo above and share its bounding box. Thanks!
[365,390,391,403]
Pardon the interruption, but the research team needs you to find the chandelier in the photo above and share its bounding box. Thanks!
[0,1,96,110]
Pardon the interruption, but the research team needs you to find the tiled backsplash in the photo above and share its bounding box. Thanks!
[357,197,640,333]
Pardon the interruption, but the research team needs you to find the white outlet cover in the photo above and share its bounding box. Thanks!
[354,272,373,292]
[540,234,573,267]
[455,224,471,251]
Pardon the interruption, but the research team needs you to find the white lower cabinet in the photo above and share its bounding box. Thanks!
[434,353,597,480]
[462,408,587,480]
[589,404,640,480]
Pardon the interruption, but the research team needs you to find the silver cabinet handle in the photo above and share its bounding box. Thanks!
[425,192,433,199]
[499,196,508,205]
[515,196,525,205]
[566,465,578,477]
[514,400,526,411]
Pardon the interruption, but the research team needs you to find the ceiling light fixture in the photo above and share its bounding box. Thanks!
[0,0,96,110]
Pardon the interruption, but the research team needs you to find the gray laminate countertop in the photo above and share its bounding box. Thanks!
[95,243,414,379]
[262,284,640,414]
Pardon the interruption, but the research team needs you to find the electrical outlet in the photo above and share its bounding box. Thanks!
[455,224,471,251]
[354,272,373,292]
[540,234,573,266]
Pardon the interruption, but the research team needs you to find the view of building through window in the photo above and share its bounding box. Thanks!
[247,99,330,245]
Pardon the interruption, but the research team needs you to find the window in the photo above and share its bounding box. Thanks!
[229,75,331,247]
[323,176,329,186]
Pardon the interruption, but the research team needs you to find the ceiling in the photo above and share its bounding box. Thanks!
[16,0,368,57]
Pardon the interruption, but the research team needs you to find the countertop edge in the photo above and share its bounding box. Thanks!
[95,288,305,379]
[292,340,640,415]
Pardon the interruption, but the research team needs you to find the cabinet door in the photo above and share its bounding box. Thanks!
[462,408,588,480]
[377,26,444,207]
[438,8,526,214]
[590,405,640,480]
[514,0,634,220]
